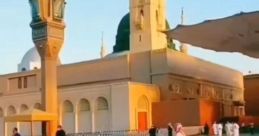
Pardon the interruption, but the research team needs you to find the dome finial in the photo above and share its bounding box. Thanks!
[100,32,108,58]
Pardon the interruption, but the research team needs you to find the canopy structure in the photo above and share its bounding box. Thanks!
[166,11,259,58]
[4,109,56,136]
[4,109,56,122]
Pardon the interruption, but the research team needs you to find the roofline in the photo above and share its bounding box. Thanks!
[244,74,259,79]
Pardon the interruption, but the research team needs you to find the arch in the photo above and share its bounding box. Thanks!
[77,99,91,132]
[96,97,108,111]
[62,100,75,133]
[95,97,109,131]
[78,99,90,112]
[63,100,74,113]
[34,103,41,110]
[6,106,17,136]
[7,105,16,115]
[137,95,149,111]
[20,104,29,112]
[21,67,26,71]
[20,104,30,136]
[137,95,149,131]
[33,103,42,135]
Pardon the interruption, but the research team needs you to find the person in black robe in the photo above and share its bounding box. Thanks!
[56,125,66,136]
[149,125,157,136]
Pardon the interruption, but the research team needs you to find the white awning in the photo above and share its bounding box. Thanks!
[166,11,259,58]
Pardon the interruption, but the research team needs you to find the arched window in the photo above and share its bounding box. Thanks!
[20,104,29,112]
[96,97,108,110]
[21,67,26,71]
[78,99,90,112]
[34,103,41,110]
[140,9,144,16]
[63,100,74,113]
[7,106,16,115]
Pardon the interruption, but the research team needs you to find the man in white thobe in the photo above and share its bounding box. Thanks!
[175,123,186,136]
[225,122,232,136]
[232,123,239,136]
[212,122,218,136]
[217,123,223,136]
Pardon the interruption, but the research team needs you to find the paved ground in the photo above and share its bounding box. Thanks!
[199,134,258,136]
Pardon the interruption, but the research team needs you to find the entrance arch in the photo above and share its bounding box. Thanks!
[137,95,149,131]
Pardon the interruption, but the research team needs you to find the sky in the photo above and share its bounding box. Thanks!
[0,0,258,75]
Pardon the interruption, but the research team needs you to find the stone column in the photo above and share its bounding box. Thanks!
[75,105,78,133]
[31,21,65,136]
[91,109,96,132]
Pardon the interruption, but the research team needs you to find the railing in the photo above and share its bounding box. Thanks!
[66,130,149,136]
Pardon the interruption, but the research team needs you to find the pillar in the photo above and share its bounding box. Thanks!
[31,21,65,136]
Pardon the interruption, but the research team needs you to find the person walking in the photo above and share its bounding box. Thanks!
[212,121,218,136]
[249,123,255,135]
[232,122,239,136]
[225,122,232,136]
[149,125,157,136]
[203,123,209,135]
[56,125,66,136]
[12,127,21,136]
[217,123,223,136]
[175,123,185,136]
[168,122,174,136]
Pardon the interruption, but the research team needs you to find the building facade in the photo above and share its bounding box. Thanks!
[0,0,245,135]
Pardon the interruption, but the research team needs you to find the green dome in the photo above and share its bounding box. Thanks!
[113,13,130,53]
[113,13,171,53]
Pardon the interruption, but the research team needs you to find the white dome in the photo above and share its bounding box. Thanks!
[18,47,61,72]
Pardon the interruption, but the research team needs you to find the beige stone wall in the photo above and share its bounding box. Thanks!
[0,70,41,95]
[151,49,243,89]
[244,75,259,116]
[129,51,151,83]
[152,100,200,127]
[57,55,130,86]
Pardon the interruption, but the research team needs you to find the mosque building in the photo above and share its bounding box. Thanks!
[0,0,244,135]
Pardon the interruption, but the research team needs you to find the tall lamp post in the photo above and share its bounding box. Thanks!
[28,0,66,136]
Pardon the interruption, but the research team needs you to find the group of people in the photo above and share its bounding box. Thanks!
[12,125,66,136]
[149,123,186,136]
[212,121,239,136]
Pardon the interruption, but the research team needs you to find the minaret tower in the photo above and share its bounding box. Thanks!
[100,32,108,58]
[179,7,189,54]
[130,0,168,53]
[28,0,66,136]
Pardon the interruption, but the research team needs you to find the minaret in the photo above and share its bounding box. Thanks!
[130,0,168,53]
[100,32,108,58]
[179,7,189,54]
[29,1,66,136]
